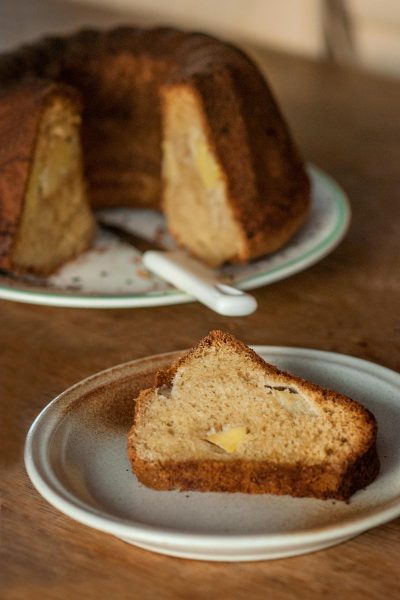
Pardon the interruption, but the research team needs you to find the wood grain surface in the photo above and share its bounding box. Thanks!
[1,2,400,599]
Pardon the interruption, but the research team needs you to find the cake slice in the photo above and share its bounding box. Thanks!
[0,82,95,275]
[128,331,379,500]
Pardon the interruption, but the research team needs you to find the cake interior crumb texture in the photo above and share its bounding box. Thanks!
[129,331,379,499]
[134,342,372,464]
[162,85,244,266]
[12,95,94,274]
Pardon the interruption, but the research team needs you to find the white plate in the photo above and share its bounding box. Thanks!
[1,166,350,308]
[25,347,400,561]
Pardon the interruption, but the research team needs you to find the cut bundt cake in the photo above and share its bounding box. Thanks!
[0,26,310,272]
[128,331,379,500]
[0,82,94,275]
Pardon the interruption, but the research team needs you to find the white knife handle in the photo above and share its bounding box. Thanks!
[143,250,257,316]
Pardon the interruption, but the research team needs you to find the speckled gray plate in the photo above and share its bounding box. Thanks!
[25,347,400,561]
[1,166,350,308]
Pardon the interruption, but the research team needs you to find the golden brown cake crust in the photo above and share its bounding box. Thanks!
[0,81,82,272]
[129,446,379,501]
[128,331,380,501]
[0,26,310,264]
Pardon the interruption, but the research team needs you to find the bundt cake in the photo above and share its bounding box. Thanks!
[128,331,380,500]
[0,27,310,274]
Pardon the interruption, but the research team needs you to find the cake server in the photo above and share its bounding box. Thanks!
[142,250,257,316]
[99,221,257,316]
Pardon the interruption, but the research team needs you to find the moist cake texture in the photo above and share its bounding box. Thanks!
[0,82,94,275]
[128,331,379,500]
[0,26,309,271]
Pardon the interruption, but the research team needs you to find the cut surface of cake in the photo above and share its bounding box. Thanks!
[0,26,310,272]
[0,82,95,275]
[128,331,379,500]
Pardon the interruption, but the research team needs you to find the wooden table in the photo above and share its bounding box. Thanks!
[2,3,400,599]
